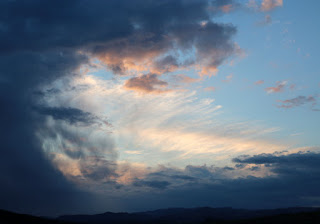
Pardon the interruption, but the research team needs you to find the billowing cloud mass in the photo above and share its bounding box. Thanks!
[0,0,241,215]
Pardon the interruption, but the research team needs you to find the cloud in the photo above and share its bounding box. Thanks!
[255,80,265,85]
[265,80,287,93]
[133,180,171,189]
[174,74,202,84]
[124,74,170,94]
[0,51,94,215]
[47,75,286,170]
[79,156,117,182]
[0,0,308,216]
[221,4,234,13]
[222,74,233,83]
[109,151,320,211]
[1,0,236,214]
[35,106,98,125]
[247,0,283,12]
[261,0,283,12]
[89,2,239,79]
[246,0,259,10]
[204,86,216,92]
[152,55,179,74]
[277,95,318,109]
[256,15,272,26]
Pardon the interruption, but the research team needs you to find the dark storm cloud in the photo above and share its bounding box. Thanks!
[0,50,92,216]
[233,152,320,175]
[0,0,239,215]
[0,0,237,75]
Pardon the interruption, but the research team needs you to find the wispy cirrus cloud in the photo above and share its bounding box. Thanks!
[41,74,287,173]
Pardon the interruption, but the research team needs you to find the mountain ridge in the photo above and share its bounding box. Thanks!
[1,206,320,224]
[58,206,320,224]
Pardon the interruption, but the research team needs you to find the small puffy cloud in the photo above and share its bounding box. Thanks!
[124,74,170,94]
[222,74,233,83]
[265,80,287,94]
[256,15,272,26]
[247,0,259,10]
[175,74,201,84]
[207,1,238,14]
[247,0,283,12]
[289,84,296,90]
[204,86,216,92]
[261,0,283,11]
[255,80,265,85]
[277,95,318,109]
[221,4,233,13]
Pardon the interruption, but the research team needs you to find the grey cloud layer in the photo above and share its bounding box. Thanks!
[113,151,320,211]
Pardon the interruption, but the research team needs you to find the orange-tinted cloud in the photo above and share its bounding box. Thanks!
[261,0,283,11]
[265,80,287,93]
[95,21,239,79]
[204,86,216,92]
[255,80,265,85]
[221,4,233,13]
[124,74,170,94]
[95,33,168,75]
[222,74,233,83]
[176,74,202,84]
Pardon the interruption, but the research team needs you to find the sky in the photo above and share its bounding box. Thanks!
[0,0,320,216]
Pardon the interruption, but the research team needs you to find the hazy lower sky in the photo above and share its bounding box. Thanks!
[0,0,319,216]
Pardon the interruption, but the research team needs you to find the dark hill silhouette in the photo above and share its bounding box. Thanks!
[58,207,320,224]
[0,209,68,224]
[1,207,320,224]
